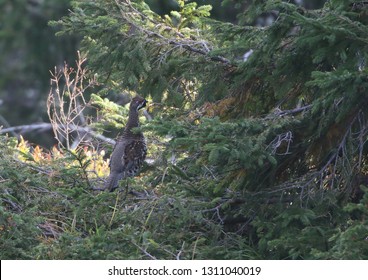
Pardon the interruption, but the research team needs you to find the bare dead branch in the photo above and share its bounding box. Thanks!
[268,131,293,155]
[0,115,18,137]
[47,51,99,149]
[268,104,313,118]
[131,240,157,260]
[0,122,115,146]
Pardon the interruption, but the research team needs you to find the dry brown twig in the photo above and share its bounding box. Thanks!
[47,51,98,150]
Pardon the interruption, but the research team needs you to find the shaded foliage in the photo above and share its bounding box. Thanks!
[1,0,368,259]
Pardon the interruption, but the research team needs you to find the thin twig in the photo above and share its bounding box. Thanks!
[131,240,157,260]
[47,52,99,149]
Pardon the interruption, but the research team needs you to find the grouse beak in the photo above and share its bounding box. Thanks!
[138,99,147,110]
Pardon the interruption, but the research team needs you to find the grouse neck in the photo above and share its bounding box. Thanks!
[122,108,142,138]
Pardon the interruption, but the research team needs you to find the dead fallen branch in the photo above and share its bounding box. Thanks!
[0,122,115,145]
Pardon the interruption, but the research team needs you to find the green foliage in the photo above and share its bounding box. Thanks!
[51,0,228,104]
[164,0,212,30]
[147,116,285,194]
[90,94,129,129]
[313,186,368,259]
[2,0,368,260]
[249,186,368,260]
[0,135,259,259]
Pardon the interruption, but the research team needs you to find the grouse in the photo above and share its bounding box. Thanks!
[105,96,147,192]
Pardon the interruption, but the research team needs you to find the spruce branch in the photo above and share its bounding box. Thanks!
[259,110,368,203]
[114,0,232,66]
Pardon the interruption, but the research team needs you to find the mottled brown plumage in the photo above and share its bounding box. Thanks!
[105,96,147,191]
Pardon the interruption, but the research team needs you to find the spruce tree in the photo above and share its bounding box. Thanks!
[1,0,366,259]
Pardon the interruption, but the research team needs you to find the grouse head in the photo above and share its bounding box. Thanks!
[130,96,147,111]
